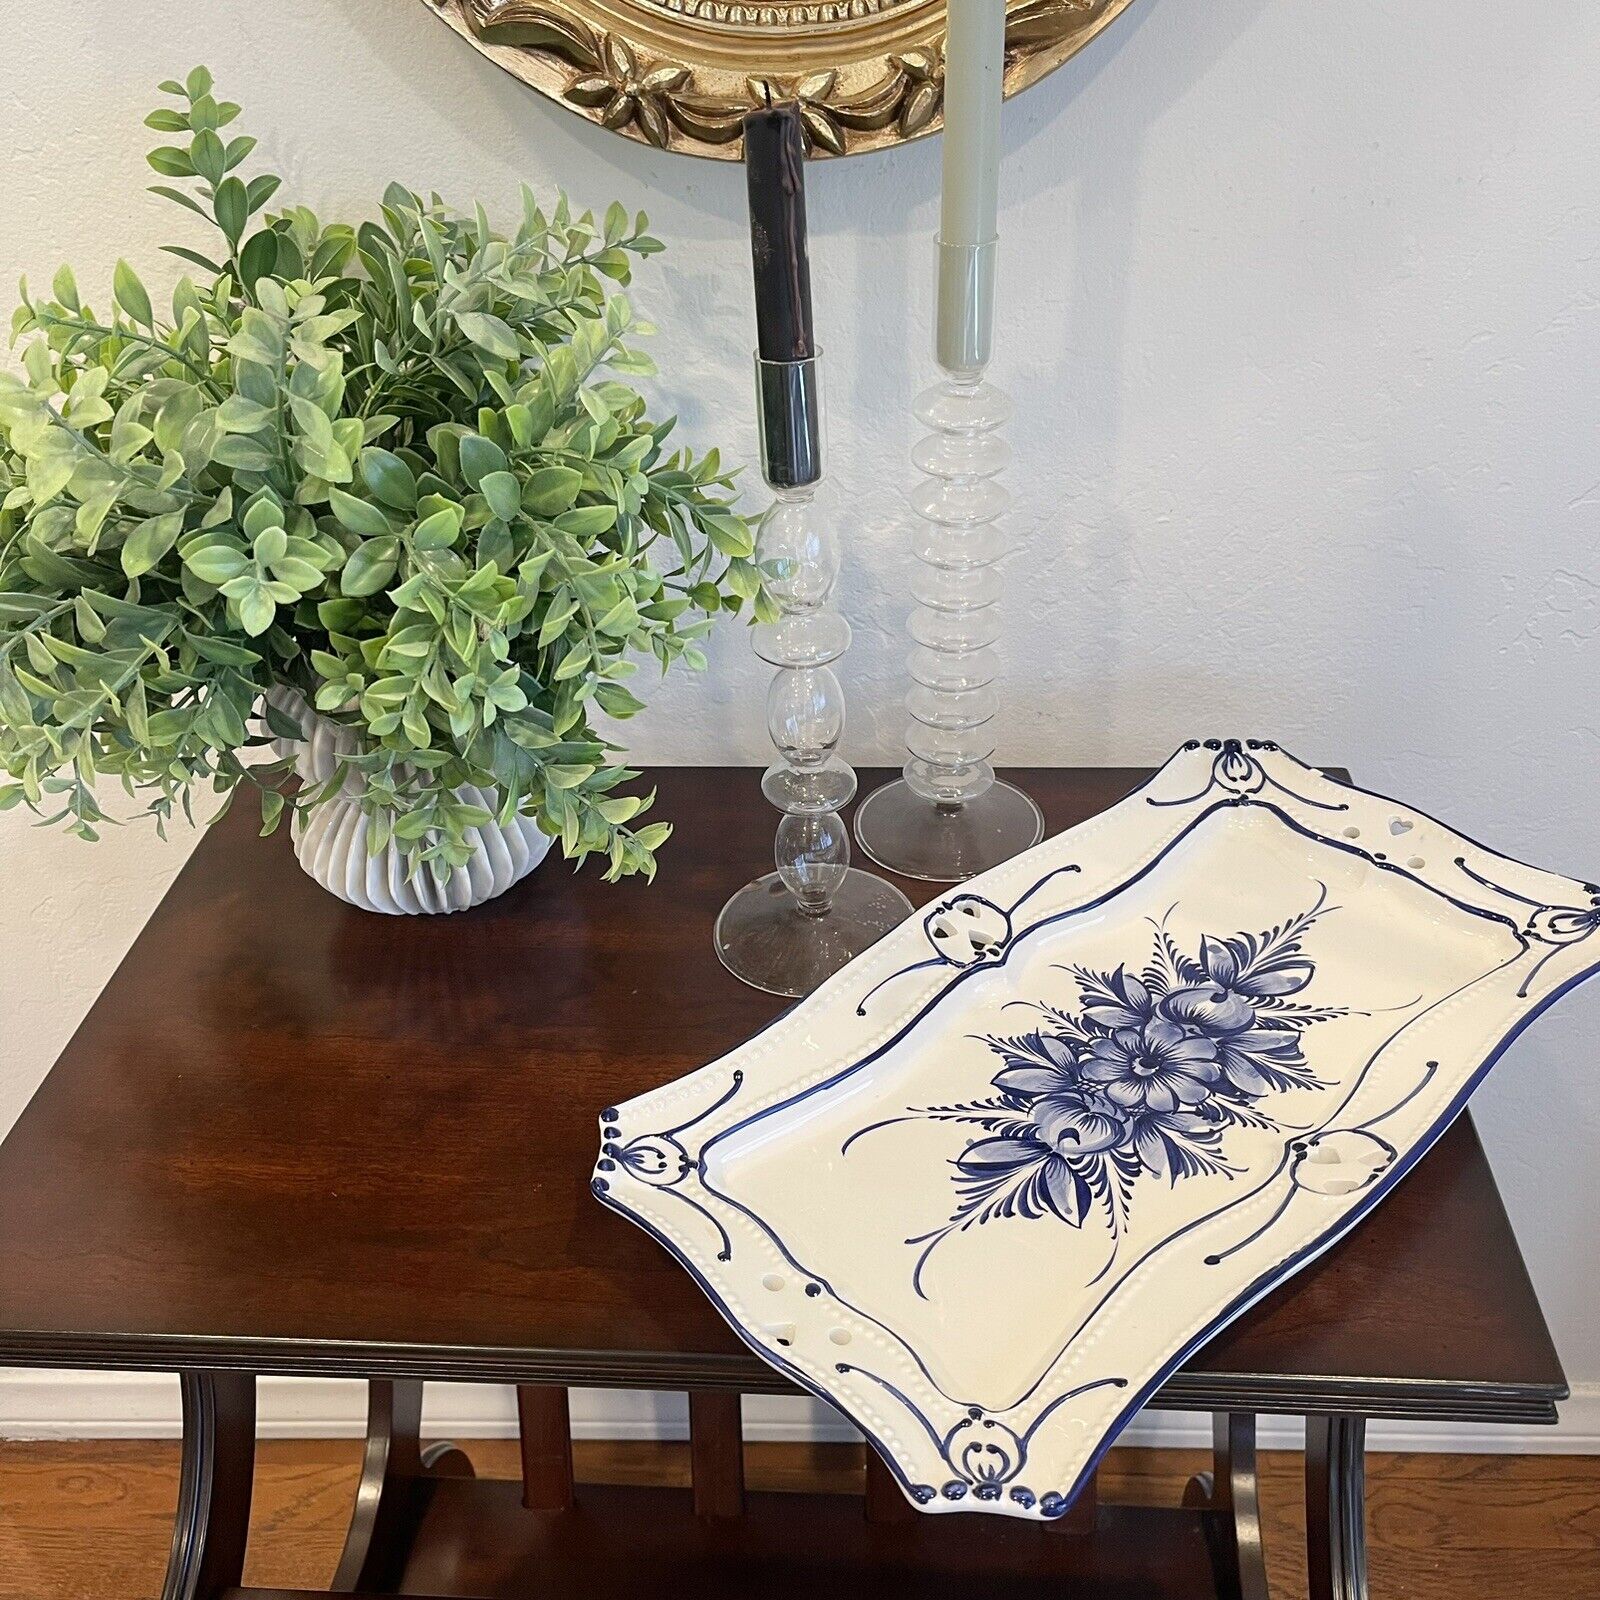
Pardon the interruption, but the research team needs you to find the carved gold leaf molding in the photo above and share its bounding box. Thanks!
[418,0,1140,160]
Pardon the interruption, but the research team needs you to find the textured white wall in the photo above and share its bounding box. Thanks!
[2,0,1597,1422]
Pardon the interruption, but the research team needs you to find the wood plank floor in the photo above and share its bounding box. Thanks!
[0,1437,1595,1599]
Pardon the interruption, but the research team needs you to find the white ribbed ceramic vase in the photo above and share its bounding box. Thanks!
[262,686,550,915]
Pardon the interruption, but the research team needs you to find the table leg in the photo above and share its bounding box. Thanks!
[332,1379,474,1593]
[688,1390,746,1519]
[1182,1412,1270,1600]
[516,1385,575,1511]
[161,1371,256,1600]
[1305,1415,1368,1600]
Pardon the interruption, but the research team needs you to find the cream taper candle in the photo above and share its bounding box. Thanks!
[939,0,1005,249]
[936,0,1005,373]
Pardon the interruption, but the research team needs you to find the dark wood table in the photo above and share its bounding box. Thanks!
[0,768,1566,1600]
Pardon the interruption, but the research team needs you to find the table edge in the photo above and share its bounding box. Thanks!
[0,1329,1566,1423]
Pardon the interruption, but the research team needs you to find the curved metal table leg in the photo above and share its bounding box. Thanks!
[1306,1415,1368,1600]
[332,1379,474,1593]
[162,1372,257,1600]
[1182,1412,1270,1600]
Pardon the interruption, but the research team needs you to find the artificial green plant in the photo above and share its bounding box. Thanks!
[0,68,764,881]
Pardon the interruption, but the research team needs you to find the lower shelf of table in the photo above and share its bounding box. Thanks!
[226,1479,1234,1600]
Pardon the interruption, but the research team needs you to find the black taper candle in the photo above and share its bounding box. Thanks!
[743,102,815,361]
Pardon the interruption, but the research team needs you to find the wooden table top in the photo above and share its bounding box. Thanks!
[0,767,1566,1422]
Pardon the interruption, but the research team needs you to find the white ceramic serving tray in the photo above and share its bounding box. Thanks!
[594,740,1600,1519]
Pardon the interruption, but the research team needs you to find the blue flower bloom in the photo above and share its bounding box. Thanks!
[1158,983,1258,1036]
[1080,1018,1222,1114]
[1032,1088,1128,1157]
[1080,968,1159,1033]
[992,1033,1079,1100]
[953,1130,1097,1227]
[987,1037,1130,1158]
[899,896,1343,1267]
[1210,1024,1305,1095]
[1180,932,1314,1004]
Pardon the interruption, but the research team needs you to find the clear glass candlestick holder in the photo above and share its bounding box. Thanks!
[715,354,912,997]
[854,240,1043,882]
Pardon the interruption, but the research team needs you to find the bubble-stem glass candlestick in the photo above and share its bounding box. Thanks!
[853,236,1044,880]
[714,353,912,997]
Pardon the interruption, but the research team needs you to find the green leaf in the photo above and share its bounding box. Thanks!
[294,435,351,484]
[211,434,277,471]
[454,311,521,361]
[554,504,618,538]
[189,128,226,185]
[252,524,288,566]
[242,496,284,540]
[238,229,277,290]
[457,434,507,490]
[412,507,462,551]
[594,597,637,636]
[0,663,32,727]
[596,793,644,825]
[213,175,248,246]
[537,593,578,646]
[595,682,646,718]
[259,788,286,835]
[71,594,107,644]
[704,509,752,557]
[183,544,250,585]
[261,697,305,741]
[360,447,417,511]
[520,466,583,516]
[246,172,282,212]
[288,393,336,446]
[328,488,393,536]
[229,311,281,368]
[217,394,272,433]
[552,645,591,682]
[121,511,185,577]
[185,632,260,666]
[119,676,149,743]
[146,145,195,177]
[148,184,210,222]
[233,577,276,636]
[316,598,364,631]
[479,471,522,522]
[113,260,154,327]
[545,763,596,789]
[269,555,324,592]
[162,244,224,275]
[341,536,400,596]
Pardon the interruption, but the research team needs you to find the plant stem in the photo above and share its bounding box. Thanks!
[33,310,226,399]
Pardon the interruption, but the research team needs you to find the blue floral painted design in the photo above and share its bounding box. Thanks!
[868,890,1349,1292]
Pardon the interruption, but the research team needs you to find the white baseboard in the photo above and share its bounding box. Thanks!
[2,1370,1596,1454]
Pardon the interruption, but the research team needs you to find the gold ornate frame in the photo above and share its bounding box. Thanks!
[419,0,1139,160]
